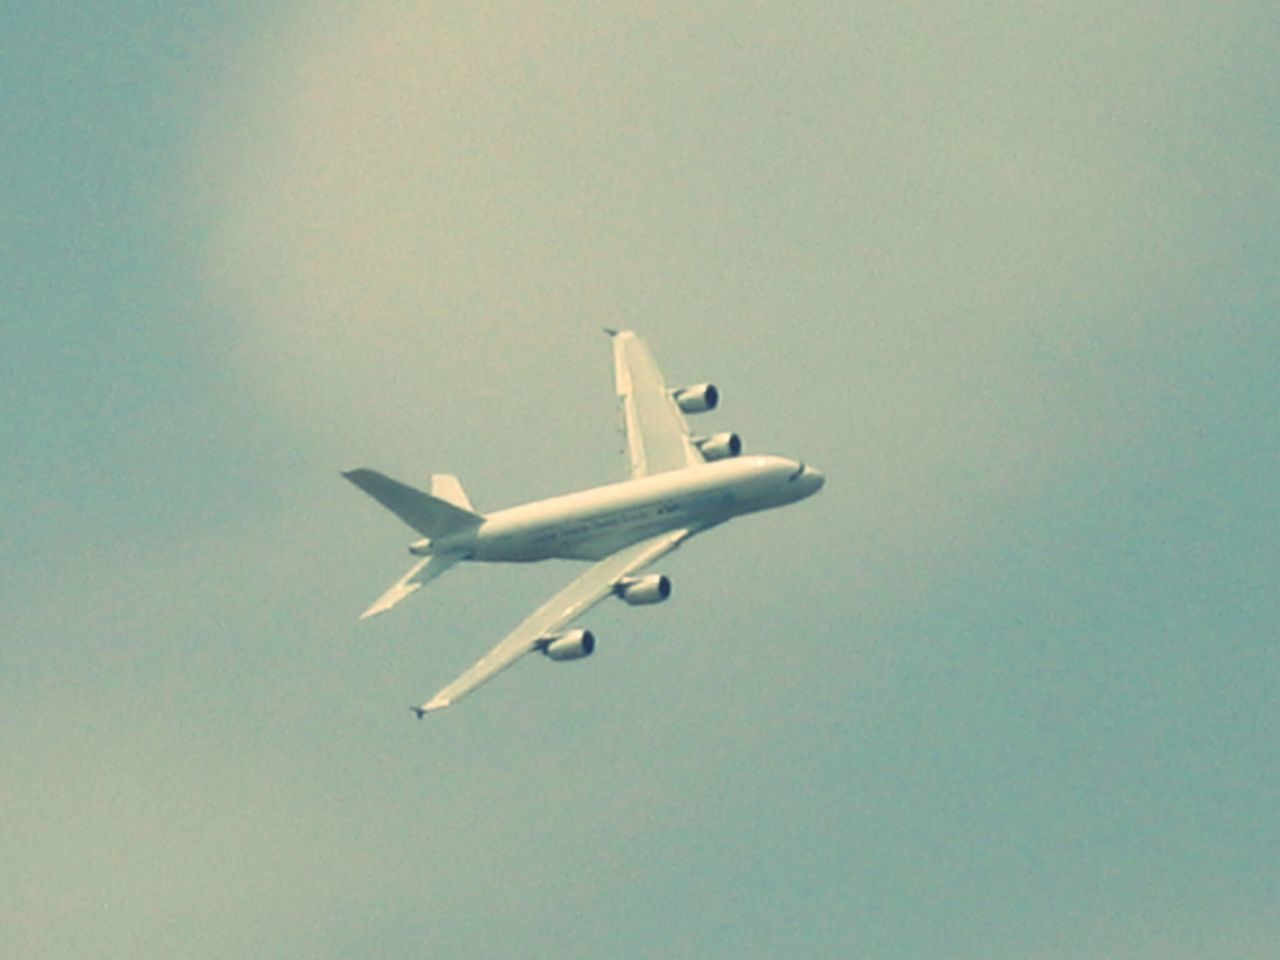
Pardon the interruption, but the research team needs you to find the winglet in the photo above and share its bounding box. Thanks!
[412,696,450,718]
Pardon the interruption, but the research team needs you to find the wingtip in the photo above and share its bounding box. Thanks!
[412,698,450,718]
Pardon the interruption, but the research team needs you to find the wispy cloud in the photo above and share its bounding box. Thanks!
[183,1,1210,512]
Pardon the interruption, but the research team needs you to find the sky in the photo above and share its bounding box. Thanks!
[3,2,1278,957]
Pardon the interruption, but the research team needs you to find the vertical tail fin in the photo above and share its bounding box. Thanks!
[430,474,474,512]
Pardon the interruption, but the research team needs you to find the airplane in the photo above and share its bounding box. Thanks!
[343,330,825,715]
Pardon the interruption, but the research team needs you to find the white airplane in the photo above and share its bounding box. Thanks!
[344,330,824,715]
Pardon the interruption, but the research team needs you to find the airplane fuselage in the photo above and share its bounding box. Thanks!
[345,328,828,712]
[433,455,824,563]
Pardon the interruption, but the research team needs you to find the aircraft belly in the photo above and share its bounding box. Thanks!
[553,525,663,561]
[477,509,683,562]
[471,475,748,563]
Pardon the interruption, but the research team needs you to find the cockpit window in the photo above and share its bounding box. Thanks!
[789,462,806,480]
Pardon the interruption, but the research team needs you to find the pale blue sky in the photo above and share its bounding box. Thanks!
[4,3,1278,958]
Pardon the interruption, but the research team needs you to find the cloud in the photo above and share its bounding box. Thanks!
[187,6,679,454]
[11,5,1274,959]
[178,0,1275,564]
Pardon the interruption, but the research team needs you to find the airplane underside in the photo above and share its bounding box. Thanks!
[472,515,693,563]
[343,329,823,713]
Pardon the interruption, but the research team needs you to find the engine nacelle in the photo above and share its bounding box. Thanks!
[672,383,719,414]
[542,628,596,661]
[694,431,742,461]
[616,574,671,606]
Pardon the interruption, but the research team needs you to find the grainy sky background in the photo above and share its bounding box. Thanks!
[4,3,1278,957]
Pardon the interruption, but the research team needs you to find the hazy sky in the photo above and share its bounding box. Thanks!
[4,3,1278,957]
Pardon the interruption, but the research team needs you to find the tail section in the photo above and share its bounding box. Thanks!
[343,468,481,619]
[343,468,484,539]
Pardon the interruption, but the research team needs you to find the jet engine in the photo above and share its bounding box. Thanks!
[672,383,719,413]
[542,629,596,661]
[615,574,671,605]
[694,431,742,461]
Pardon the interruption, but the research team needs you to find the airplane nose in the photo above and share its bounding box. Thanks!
[806,465,825,490]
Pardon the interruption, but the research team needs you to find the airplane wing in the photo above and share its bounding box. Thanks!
[609,330,703,477]
[416,527,693,714]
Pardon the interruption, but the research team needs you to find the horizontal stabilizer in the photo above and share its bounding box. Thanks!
[343,469,483,538]
[361,551,463,619]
